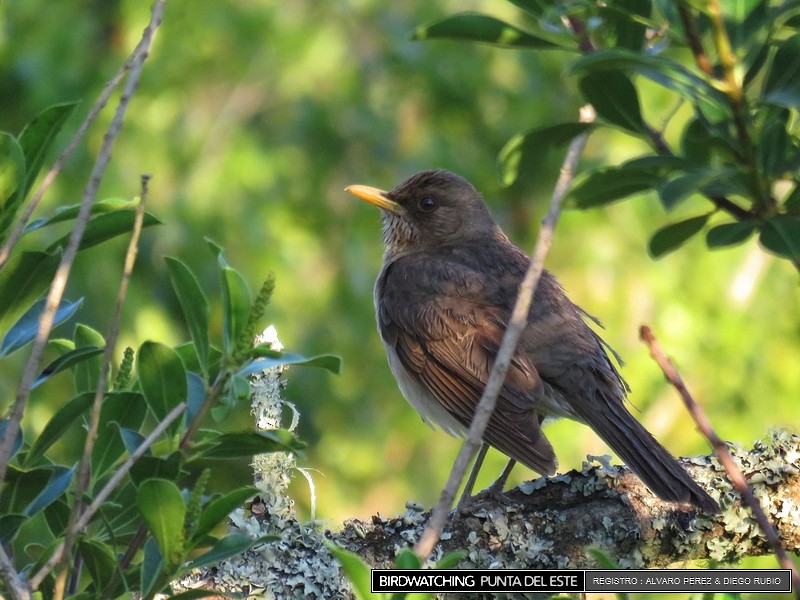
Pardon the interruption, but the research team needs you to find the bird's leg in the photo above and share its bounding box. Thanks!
[487,458,516,494]
[456,442,489,512]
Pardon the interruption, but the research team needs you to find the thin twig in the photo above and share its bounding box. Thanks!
[639,325,800,595]
[53,176,149,600]
[0,21,162,271]
[0,0,166,491]
[28,400,186,591]
[676,4,714,76]
[0,544,30,600]
[414,106,597,561]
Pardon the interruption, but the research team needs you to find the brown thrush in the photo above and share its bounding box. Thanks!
[347,169,718,514]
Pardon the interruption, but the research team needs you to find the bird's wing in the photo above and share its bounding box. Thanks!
[378,257,557,475]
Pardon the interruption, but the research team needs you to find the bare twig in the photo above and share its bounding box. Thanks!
[0,544,30,600]
[414,106,597,561]
[676,3,714,76]
[0,0,166,491]
[639,325,800,596]
[28,400,186,591]
[53,176,149,600]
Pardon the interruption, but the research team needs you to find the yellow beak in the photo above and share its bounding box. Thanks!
[345,184,402,214]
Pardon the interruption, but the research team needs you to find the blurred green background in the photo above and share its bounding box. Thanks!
[1,0,797,540]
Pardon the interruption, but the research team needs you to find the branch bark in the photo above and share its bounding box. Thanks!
[174,432,800,597]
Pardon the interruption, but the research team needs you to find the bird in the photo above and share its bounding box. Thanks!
[346,169,719,514]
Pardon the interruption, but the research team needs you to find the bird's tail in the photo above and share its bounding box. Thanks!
[585,392,719,514]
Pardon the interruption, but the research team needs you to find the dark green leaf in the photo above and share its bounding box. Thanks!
[45,209,161,253]
[1,465,53,513]
[759,215,800,259]
[602,0,651,51]
[186,371,206,429]
[195,430,305,460]
[325,541,373,600]
[130,451,182,487]
[579,70,645,134]
[568,166,660,208]
[220,264,251,356]
[18,102,78,200]
[587,547,621,568]
[23,198,135,235]
[0,515,25,544]
[92,392,148,478]
[186,533,274,571]
[138,341,188,438]
[192,487,258,544]
[141,536,163,599]
[34,344,103,389]
[166,257,210,372]
[764,33,800,109]
[137,478,186,567]
[498,122,594,187]
[648,214,711,258]
[657,168,751,211]
[24,465,74,515]
[572,49,729,110]
[757,108,792,178]
[73,324,105,394]
[24,393,93,465]
[0,250,60,331]
[0,297,82,357]
[43,498,70,537]
[120,427,146,454]
[784,185,800,212]
[240,348,343,376]
[505,0,548,17]
[0,132,26,240]
[0,419,23,461]
[78,539,120,596]
[411,13,564,49]
[706,221,757,248]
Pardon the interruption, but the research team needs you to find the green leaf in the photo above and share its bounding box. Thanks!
[0,420,23,461]
[73,324,105,394]
[784,185,800,212]
[0,515,25,545]
[186,533,274,571]
[92,392,148,478]
[0,132,26,241]
[45,208,161,253]
[587,547,621,568]
[706,221,757,248]
[218,255,251,355]
[395,547,421,569]
[192,487,258,544]
[24,393,93,465]
[1,465,53,513]
[759,215,800,259]
[579,70,645,134]
[757,107,792,178]
[0,250,60,332]
[137,478,186,567]
[411,13,564,49]
[141,536,163,599]
[17,102,78,200]
[603,0,651,51]
[78,539,120,597]
[130,451,182,487]
[24,465,74,516]
[138,341,188,438]
[194,430,306,460]
[239,348,343,376]
[34,344,103,389]
[23,198,136,235]
[572,49,729,110]
[568,155,690,209]
[0,297,82,357]
[166,257,210,372]
[498,122,594,187]
[436,550,467,569]
[648,214,711,258]
[764,33,800,109]
[325,541,373,600]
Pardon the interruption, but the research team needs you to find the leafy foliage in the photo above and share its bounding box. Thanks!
[416,0,800,264]
[0,109,339,598]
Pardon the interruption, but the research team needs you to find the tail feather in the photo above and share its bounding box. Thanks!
[584,392,719,514]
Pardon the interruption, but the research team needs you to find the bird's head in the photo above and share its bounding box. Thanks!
[347,169,500,256]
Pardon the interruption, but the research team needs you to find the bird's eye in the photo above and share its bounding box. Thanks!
[418,196,437,212]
